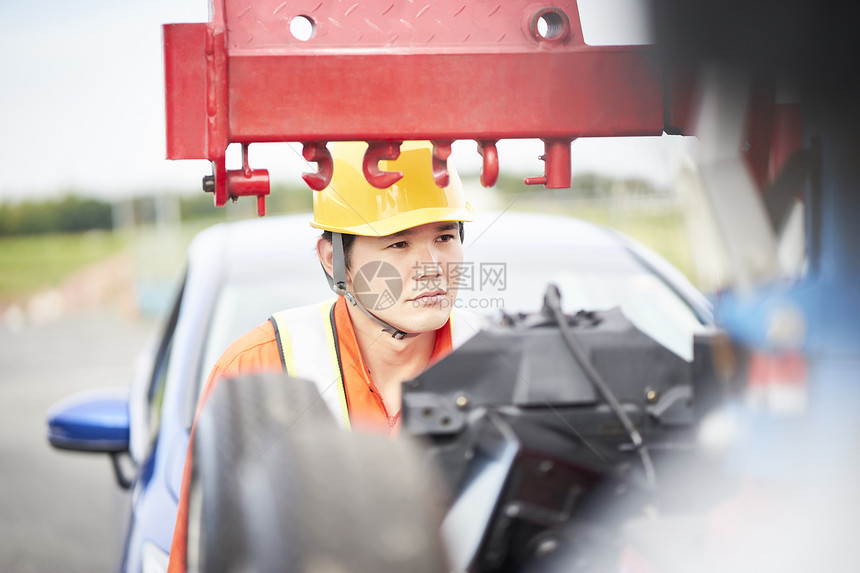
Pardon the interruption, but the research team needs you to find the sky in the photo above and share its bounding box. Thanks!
[0,0,693,202]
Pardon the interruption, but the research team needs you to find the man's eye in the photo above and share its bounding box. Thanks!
[437,234,456,243]
[388,241,408,249]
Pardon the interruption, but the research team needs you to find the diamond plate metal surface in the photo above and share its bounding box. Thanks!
[223,1,585,50]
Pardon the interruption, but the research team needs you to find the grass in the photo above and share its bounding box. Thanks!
[0,218,221,303]
[0,231,130,300]
[0,212,255,307]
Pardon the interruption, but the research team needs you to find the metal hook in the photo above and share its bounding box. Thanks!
[432,140,454,187]
[363,141,403,189]
[301,141,333,191]
[477,140,499,188]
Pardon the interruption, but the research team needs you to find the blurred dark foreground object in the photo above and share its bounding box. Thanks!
[653,0,860,112]
[188,373,450,573]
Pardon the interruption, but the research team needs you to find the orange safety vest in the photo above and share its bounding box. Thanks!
[167,296,482,572]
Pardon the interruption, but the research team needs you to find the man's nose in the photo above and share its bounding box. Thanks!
[414,244,443,278]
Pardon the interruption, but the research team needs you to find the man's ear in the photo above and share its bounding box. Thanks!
[317,236,335,277]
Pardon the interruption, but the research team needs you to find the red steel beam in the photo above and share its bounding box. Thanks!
[227,50,662,142]
[166,1,667,153]
[164,0,677,201]
[164,23,208,160]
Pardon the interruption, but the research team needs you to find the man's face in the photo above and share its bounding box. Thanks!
[346,221,464,333]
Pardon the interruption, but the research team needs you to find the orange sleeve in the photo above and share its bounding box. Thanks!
[167,321,282,573]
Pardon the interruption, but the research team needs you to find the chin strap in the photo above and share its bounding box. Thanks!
[327,232,416,339]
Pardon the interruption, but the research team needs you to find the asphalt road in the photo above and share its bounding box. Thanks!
[0,308,156,572]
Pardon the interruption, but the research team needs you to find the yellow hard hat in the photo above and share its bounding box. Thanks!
[311,141,475,236]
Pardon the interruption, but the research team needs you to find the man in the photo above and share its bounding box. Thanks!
[167,141,481,571]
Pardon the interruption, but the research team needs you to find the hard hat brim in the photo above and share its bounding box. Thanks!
[310,203,475,237]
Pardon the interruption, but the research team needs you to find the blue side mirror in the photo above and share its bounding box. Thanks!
[47,390,130,453]
[47,390,135,489]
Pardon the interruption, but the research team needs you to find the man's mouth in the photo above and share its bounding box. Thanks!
[409,289,447,303]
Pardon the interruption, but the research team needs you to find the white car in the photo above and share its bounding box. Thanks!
[47,210,711,573]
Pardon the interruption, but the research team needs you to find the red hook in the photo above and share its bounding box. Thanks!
[477,140,499,188]
[432,140,454,187]
[524,138,572,188]
[363,141,403,189]
[301,141,333,191]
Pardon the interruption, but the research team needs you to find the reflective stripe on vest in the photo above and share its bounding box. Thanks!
[270,300,351,430]
[269,298,486,431]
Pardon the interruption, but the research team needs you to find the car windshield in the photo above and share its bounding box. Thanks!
[198,274,327,398]
[457,252,708,362]
[198,245,707,399]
